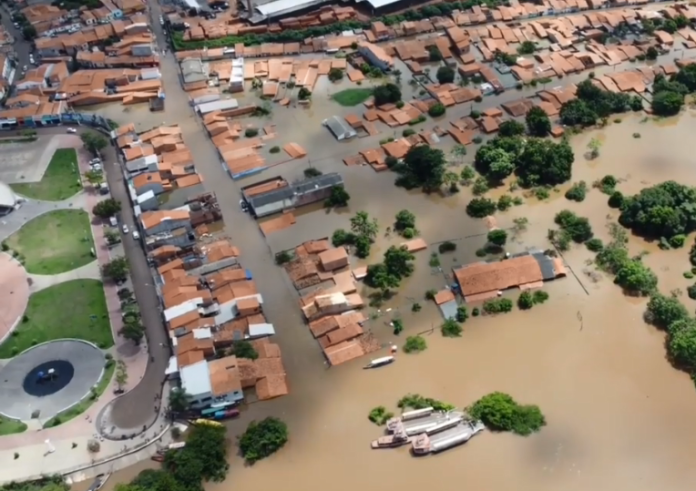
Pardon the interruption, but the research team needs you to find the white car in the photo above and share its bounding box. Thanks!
[91,163,102,171]
[90,158,102,164]
[122,224,129,234]
[66,127,77,133]
[132,231,140,240]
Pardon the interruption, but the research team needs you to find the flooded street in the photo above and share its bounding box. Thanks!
[91,47,696,490]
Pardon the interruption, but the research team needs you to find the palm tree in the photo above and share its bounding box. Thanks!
[168,388,192,416]
[393,69,402,85]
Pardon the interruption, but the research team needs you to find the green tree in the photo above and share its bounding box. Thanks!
[239,417,289,463]
[298,87,311,100]
[102,256,129,282]
[588,137,602,159]
[350,211,378,241]
[130,469,184,491]
[394,209,416,231]
[518,291,534,309]
[81,131,108,155]
[455,305,469,323]
[525,106,551,137]
[168,388,192,415]
[93,198,121,218]
[466,197,497,218]
[364,263,400,291]
[436,65,455,84]
[166,423,228,482]
[469,392,546,436]
[232,340,258,360]
[646,46,658,61]
[614,260,657,296]
[84,169,104,184]
[396,145,446,191]
[373,83,401,105]
[384,245,415,279]
[652,90,684,116]
[554,210,594,242]
[403,335,427,353]
[441,318,463,337]
[517,40,536,54]
[324,185,350,208]
[645,293,689,330]
[428,103,446,117]
[119,319,145,345]
[487,229,508,247]
[328,67,343,82]
[498,120,525,137]
[662,19,678,34]
[673,64,696,92]
[516,138,574,187]
[668,326,696,369]
[22,25,37,40]
[451,144,468,163]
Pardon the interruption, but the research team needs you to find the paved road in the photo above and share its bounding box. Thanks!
[0,4,34,75]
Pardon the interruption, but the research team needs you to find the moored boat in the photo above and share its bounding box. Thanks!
[363,356,395,369]
[371,427,410,449]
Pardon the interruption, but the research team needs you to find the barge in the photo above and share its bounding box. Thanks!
[371,426,411,449]
[397,411,465,437]
[411,420,485,455]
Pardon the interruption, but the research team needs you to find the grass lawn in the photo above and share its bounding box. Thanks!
[10,148,81,201]
[5,209,95,275]
[43,360,115,428]
[0,279,114,358]
[332,88,373,107]
[0,415,27,435]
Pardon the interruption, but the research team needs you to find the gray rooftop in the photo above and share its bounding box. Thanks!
[247,172,343,209]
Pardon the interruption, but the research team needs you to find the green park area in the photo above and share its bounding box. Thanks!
[332,88,373,107]
[0,415,27,436]
[10,149,81,201]
[0,279,113,358]
[4,209,94,275]
[43,360,115,428]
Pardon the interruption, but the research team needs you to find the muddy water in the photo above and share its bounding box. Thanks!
[96,62,696,490]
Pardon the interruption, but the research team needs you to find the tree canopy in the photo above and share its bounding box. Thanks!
[469,392,546,436]
[373,83,401,105]
[498,120,525,137]
[619,181,696,240]
[394,145,446,191]
[101,256,129,282]
[525,106,551,137]
[473,135,573,187]
[81,131,108,155]
[436,65,455,84]
[559,79,630,126]
[93,198,121,218]
[239,417,289,464]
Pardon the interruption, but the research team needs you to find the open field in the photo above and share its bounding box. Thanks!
[4,209,94,275]
[0,279,113,357]
[43,361,115,428]
[331,88,374,107]
[9,149,81,200]
[0,415,27,436]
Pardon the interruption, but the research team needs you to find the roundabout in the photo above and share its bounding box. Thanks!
[0,340,105,421]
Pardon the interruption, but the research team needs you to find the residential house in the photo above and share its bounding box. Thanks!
[357,41,394,71]
[179,357,244,409]
[140,209,191,236]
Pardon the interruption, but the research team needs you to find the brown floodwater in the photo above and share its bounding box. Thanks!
[91,101,696,490]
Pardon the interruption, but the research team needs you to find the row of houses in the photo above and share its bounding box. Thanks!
[108,121,290,411]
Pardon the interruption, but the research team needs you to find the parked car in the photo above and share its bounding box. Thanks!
[66,127,77,133]
[91,163,102,171]
[109,216,118,227]
[132,230,140,240]
[89,158,102,164]
[122,224,129,234]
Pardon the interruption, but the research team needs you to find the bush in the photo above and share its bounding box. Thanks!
[438,241,456,253]
[535,187,550,200]
[368,406,394,425]
[469,392,546,436]
[497,194,513,211]
[403,335,427,353]
[487,229,508,247]
[332,228,355,247]
[687,284,696,300]
[472,307,480,317]
[456,306,469,323]
[565,181,587,202]
[585,238,604,252]
[466,198,497,218]
[269,146,280,153]
[483,298,514,314]
[441,318,463,337]
[532,290,549,304]
[645,293,689,330]
[428,103,446,117]
[554,210,594,243]
[239,417,288,463]
[425,289,437,300]
[245,128,259,137]
[518,291,534,310]
[608,190,624,209]
[402,128,416,137]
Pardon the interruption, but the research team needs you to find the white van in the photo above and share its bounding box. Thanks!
[109,216,118,227]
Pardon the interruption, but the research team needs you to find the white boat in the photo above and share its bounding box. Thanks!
[363,356,395,369]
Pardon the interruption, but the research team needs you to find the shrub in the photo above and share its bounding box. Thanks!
[554,210,594,243]
[608,190,624,209]
[245,128,259,137]
[466,198,497,218]
[402,128,416,137]
[497,194,513,211]
[487,229,508,247]
[239,417,288,463]
[565,181,587,202]
[518,291,534,310]
[368,406,394,425]
[469,392,546,436]
[585,238,604,252]
[441,318,463,337]
[456,306,469,323]
[438,241,457,253]
[483,298,514,314]
[412,302,422,312]
[688,285,696,300]
[670,234,686,249]
[535,187,550,200]
[425,289,437,300]
[269,146,280,153]
[532,290,549,304]
[472,307,480,317]
[403,335,427,353]
[428,103,446,117]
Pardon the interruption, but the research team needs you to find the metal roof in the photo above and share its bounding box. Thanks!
[0,182,18,208]
[363,0,404,9]
[324,115,357,140]
[180,360,212,397]
[247,172,343,209]
[254,0,329,18]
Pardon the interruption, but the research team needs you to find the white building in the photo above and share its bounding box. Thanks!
[0,182,20,216]
[180,357,244,409]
